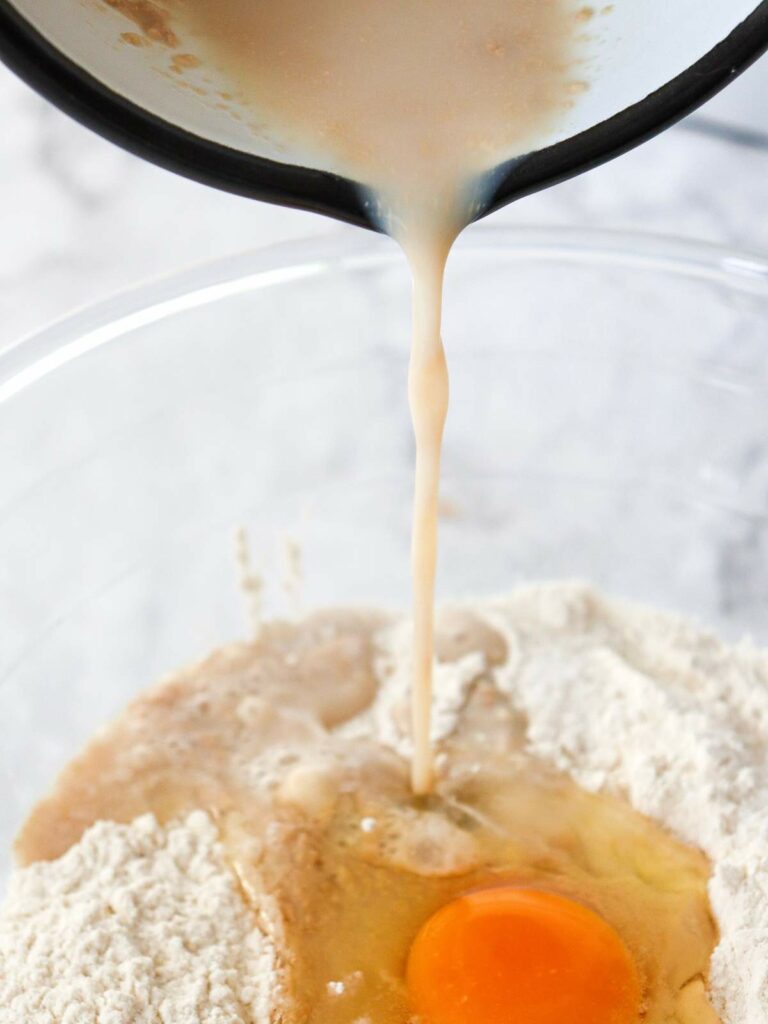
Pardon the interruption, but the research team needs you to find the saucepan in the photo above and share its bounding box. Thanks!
[0,0,767,228]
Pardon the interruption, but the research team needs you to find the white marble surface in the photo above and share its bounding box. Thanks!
[1,56,768,349]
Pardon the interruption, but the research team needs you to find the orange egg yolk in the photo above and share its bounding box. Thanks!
[406,886,642,1024]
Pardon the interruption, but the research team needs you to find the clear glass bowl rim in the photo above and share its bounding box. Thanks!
[2,224,768,407]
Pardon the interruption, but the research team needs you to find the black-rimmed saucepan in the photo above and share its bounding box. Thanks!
[0,0,767,229]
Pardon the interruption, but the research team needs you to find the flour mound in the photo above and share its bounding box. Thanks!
[0,813,277,1024]
[2,583,767,1024]
[477,583,768,1024]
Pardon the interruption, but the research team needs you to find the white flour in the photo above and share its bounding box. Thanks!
[1,583,766,1023]
[357,618,488,757]
[0,812,278,1024]
[432,584,768,1024]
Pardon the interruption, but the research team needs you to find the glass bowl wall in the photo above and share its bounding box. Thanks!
[2,226,768,881]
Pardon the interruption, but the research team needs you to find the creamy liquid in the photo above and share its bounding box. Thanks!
[140,0,589,791]
[405,235,450,792]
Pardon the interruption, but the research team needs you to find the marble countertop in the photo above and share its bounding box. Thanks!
[1,57,768,349]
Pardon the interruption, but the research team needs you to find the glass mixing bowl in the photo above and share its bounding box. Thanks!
[2,226,768,884]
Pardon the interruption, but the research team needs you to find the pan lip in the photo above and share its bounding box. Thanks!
[0,0,768,227]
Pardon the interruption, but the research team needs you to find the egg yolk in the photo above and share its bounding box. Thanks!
[406,886,641,1024]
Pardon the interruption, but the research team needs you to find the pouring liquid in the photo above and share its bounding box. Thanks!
[406,236,450,793]
[153,0,589,790]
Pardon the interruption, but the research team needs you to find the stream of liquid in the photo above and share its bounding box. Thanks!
[109,0,592,790]
[403,233,450,792]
